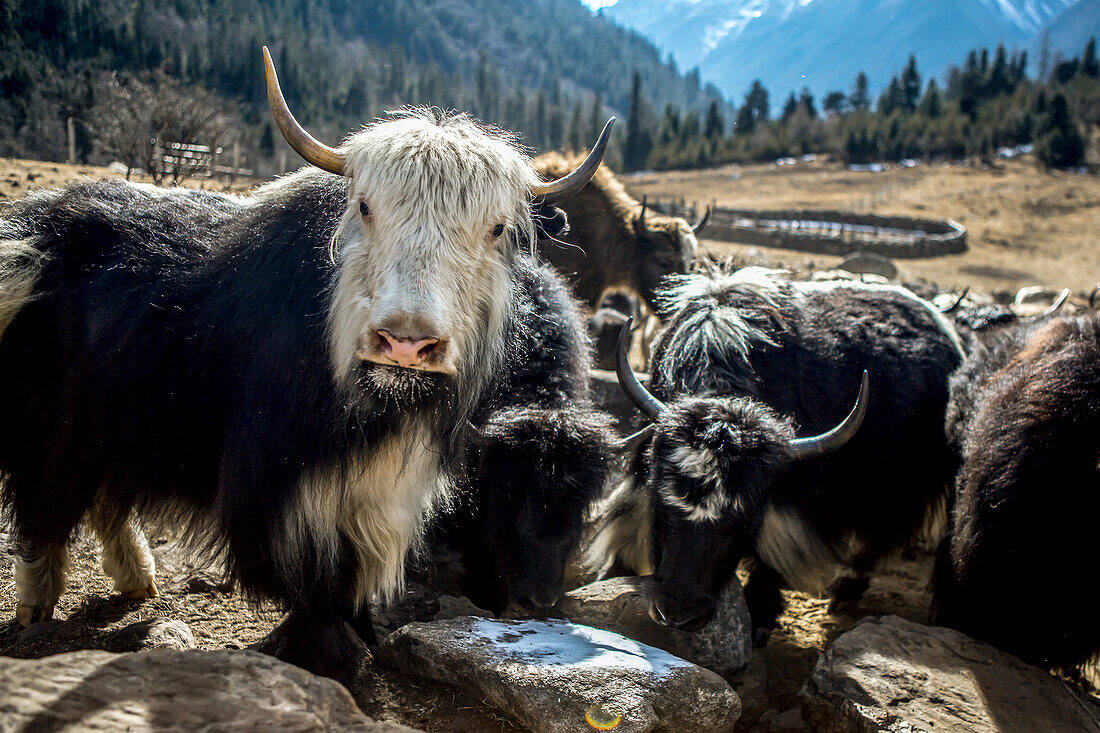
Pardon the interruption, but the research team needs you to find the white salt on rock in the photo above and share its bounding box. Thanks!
[376,616,740,733]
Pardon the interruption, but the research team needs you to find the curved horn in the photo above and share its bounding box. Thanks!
[532,117,615,203]
[614,424,656,454]
[615,318,665,419]
[939,287,970,314]
[263,46,345,175]
[788,371,869,461]
[1040,288,1070,317]
[1091,283,1099,309]
[636,195,654,236]
[692,205,711,235]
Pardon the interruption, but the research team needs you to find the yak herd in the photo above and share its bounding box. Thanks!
[0,48,1097,690]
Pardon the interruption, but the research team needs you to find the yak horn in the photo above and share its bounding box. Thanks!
[692,205,711,235]
[1090,284,1099,309]
[616,318,665,419]
[263,46,345,175]
[532,117,615,203]
[1040,288,1070,317]
[615,424,656,453]
[939,287,970,314]
[788,371,870,461]
[637,195,653,236]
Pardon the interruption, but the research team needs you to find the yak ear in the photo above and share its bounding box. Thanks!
[533,202,570,239]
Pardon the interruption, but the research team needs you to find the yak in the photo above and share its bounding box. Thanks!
[533,152,707,313]
[0,48,616,683]
[939,287,1070,336]
[933,312,1100,670]
[587,267,964,635]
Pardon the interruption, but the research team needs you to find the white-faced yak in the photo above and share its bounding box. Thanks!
[588,266,964,638]
[0,48,616,683]
[935,312,1100,671]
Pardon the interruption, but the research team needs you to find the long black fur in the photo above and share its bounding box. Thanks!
[934,312,1100,669]
[444,260,616,612]
[0,174,611,680]
[620,271,962,631]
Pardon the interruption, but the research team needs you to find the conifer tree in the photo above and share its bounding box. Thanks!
[849,72,871,111]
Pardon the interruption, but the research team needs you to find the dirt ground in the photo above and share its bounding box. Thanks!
[627,156,1100,298]
[0,523,934,733]
[1,154,1098,731]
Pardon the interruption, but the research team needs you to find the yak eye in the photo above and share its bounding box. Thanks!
[491,223,505,238]
[359,201,371,218]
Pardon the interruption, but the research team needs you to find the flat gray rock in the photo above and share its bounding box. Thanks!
[0,649,410,732]
[838,252,898,279]
[377,616,740,733]
[101,618,195,652]
[559,576,752,679]
[800,615,1100,733]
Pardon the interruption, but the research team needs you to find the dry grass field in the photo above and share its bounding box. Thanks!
[627,156,1100,299]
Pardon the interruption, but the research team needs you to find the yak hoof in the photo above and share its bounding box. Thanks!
[121,581,159,600]
[257,613,365,688]
[16,604,55,627]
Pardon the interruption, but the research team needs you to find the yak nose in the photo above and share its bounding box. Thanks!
[377,330,439,368]
[648,597,715,631]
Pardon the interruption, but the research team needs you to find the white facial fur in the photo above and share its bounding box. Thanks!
[327,112,539,387]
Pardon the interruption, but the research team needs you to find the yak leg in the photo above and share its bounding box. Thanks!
[13,539,69,626]
[744,560,786,647]
[349,605,379,647]
[90,510,158,600]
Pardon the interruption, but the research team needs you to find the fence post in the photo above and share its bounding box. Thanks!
[66,117,76,164]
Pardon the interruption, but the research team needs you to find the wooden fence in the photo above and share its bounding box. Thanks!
[157,141,252,180]
[651,197,967,259]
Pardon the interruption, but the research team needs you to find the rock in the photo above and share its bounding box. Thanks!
[558,576,752,680]
[0,649,410,731]
[838,252,898,280]
[800,615,1100,733]
[176,570,234,594]
[3,620,93,658]
[102,618,195,652]
[433,595,494,621]
[376,616,740,733]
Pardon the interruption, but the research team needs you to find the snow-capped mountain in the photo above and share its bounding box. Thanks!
[598,0,1084,100]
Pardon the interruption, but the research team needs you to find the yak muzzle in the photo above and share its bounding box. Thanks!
[355,315,455,373]
[648,591,716,632]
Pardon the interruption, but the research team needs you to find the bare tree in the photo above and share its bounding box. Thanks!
[92,71,239,184]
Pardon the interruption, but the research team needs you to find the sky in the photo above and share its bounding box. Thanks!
[581,0,620,8]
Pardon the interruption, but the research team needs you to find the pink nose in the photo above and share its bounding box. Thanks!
[377,330,439,368]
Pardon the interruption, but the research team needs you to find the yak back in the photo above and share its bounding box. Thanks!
[941,312,1100,668]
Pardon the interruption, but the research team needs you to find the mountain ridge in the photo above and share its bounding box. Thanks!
[600,0,1086,99]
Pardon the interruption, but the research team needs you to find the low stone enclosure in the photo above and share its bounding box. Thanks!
[652,197,968,259]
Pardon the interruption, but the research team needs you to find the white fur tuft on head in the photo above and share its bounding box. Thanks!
[326,108,540,389]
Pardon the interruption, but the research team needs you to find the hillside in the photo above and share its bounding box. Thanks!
[0,0,730,167]
[600,0,1083,98]
[1036,0,1100,60]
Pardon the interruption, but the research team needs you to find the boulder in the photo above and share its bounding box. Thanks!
[800,615,1100,733]
[376,616,740,733]
[838,252,898,280]
[558,576,752,679]
[101,618,195,652]
[0,649,411,731]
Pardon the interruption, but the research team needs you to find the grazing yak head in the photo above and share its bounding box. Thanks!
[263,48,610,401]
[614,324,868,630]
[631,196,708,306]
